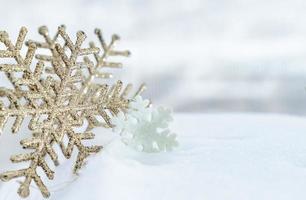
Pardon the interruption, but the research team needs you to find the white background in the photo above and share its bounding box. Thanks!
[1,0,306,114]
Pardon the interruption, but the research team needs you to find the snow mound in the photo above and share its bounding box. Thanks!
[1,113,306,200]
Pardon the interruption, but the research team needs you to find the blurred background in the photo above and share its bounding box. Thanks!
[1,0,306,114]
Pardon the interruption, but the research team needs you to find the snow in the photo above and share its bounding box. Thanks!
[1,113,306,200]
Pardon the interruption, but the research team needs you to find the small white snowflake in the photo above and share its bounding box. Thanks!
[110,96,178,153]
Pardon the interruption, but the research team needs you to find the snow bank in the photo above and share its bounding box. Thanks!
[1,113,306,200]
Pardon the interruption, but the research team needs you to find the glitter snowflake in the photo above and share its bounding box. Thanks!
[0,26,144,198]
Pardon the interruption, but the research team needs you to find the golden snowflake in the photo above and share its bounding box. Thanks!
[0,26,145,198]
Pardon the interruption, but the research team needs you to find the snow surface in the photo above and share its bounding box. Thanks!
[1,113,306,200]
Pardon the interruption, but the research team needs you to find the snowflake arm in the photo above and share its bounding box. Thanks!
[0,135,58,198]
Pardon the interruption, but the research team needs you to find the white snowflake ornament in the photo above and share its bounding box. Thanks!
[111,96,178,153]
